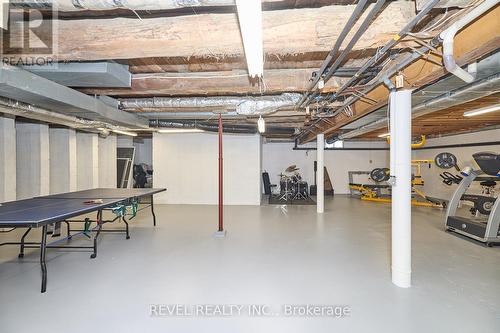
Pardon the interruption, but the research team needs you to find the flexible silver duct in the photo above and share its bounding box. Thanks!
[338,73,500,139]
[11,0,235,11]
[120,93,302,115]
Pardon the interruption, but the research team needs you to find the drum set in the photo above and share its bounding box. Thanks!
[278,165,310,201]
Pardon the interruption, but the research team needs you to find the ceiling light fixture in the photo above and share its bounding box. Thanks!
[463,105,500,117]
[235,0,264,79]
[157,129,205,134]
[378,132,390,138]
[258,115,266,133]
[112,129,137,137]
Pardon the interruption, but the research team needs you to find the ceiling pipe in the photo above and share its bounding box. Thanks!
[321,0,386,87]
[302,0,387,107]
[296,0,440,141]
[326,0,440,104]
[440,0,498,83]
[338,73,500,139]
[120,93,302,115]
[136,111,242,119]
[297,0,369,107]
[0,97,101,130]
[149,119,296,135]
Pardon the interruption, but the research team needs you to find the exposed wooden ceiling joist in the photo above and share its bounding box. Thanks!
[80,68,350,96]
[7,2,415,62]
[360,94,500,138]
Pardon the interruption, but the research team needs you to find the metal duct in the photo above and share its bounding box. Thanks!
[135,111,241,119]
[12,0,236,11]
[120,93,302,115]
[338,73,500,139]
[150,119,297,135]
[0,65,148,128]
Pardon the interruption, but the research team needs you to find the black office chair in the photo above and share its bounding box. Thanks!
[262,171,277,195]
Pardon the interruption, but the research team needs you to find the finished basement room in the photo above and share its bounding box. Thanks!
[0,1,499,332]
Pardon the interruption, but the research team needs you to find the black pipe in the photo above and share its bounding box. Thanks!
[149,119,296,135]
[415,141,500,150]
[293,147,389,151]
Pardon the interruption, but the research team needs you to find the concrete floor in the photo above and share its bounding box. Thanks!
[1,196,499,333]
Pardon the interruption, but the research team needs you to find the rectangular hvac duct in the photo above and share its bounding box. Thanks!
[21,62,131,88]
[0,65,148,128]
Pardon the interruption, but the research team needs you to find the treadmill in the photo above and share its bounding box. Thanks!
[445,152,500,246]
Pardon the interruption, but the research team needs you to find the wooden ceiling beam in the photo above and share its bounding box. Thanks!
[80,68,350,96]
[8,2,416,62]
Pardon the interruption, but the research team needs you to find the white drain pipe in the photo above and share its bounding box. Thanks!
[317,134,325,214]
[389,90,412,288]
[440,0,499,83]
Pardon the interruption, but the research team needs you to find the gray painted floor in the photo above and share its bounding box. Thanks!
[1,196,499,333]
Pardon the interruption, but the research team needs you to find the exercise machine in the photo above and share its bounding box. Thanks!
[445,152,500,246]
[348,160,445,208]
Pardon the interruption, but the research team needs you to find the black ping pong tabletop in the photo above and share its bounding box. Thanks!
[0,188,166,293]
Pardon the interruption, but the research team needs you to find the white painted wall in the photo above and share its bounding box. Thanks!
[413,129,500,200]
[49,128,77,194]
[98,134,117,188]
[76,132,99,190]
[153,132,261,205]
[0,116,16,202]
[262,141,390,194]
[134,138,152,165]
[16,122,50,199]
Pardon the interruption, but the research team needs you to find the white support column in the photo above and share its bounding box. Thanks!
[49,128,77,194]
[98,134,117,188]
[390,90,412,288]
[16,122,50,199]
[0,115,16,202]
[76,132,99,190]
[316,133,324,213]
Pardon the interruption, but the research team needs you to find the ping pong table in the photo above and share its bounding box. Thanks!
[0,188,166,293]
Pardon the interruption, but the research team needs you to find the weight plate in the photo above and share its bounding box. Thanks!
[370,168,389,182]
[435,152,458,169]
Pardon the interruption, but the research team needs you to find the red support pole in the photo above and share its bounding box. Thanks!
[218,113,223,232]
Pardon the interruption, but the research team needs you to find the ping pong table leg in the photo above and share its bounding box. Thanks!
[18,227,32,258]
[40,225,48,293]
[122,216,130,239]
[64,221,72,240]
[91,210,103,259]
[151,195,157,227]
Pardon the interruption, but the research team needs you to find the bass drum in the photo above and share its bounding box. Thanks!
[280,179,293,193]
[294,181,309,196]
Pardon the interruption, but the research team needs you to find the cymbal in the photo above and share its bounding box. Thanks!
[285,165,300,172]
